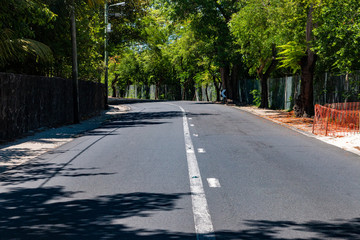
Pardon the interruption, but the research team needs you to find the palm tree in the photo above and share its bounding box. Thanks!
[0,28,53,67]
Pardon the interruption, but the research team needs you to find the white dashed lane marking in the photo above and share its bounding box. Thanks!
[207,178,221,188]
[178,105,215,239]
[198,148,206,153]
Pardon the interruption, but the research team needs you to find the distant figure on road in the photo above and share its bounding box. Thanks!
[221,89,227,104]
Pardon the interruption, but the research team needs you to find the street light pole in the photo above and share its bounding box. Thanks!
[104,2,125,109]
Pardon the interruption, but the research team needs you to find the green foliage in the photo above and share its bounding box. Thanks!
[0,0,56,39]
[76,2,104,81]
[108,0,149,48]
[0,0,148,79]
[3,0,359,105]
[270,0,319,73]
[313,0,360,73]
[250,89,261,107]
[277,41,305,73]
[229,0,275,74]
[0,0,56,69]
[106,7,174,96]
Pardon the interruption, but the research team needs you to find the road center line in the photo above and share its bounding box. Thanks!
[178,105,215,240]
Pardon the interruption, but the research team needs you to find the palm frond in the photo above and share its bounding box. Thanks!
[0,29,19,66]
[0,28,53,66]
[19,39,54,63]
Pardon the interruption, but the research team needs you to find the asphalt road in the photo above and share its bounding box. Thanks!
[1,101,360,240]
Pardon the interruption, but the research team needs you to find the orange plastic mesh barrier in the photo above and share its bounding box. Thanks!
[313,102,360,136]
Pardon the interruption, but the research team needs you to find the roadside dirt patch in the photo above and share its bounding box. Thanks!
[238,106,314,134]
[267,110,313,133]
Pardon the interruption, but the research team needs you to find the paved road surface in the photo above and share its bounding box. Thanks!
[1,101,360,239]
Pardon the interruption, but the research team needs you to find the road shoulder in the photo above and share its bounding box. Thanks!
[234,105,360,157]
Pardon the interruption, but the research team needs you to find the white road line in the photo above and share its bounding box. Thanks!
[198,148,206,153]
[207,178,221,188]
[193,134,199,137]
[179,105,215,240]
[190,124,195,127]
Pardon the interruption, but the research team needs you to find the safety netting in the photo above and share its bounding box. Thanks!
[313,102,360,136]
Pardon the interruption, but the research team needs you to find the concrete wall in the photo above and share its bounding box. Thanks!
[0,73,105,141]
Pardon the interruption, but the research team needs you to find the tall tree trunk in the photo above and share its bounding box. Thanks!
[111,86,116,98]
[220,66,231,99]
[70,0,79,124]
[205,84,210,102]
[213,75,221,102]
[257,45,277,109]
[296,5,316,117]
[181,86,185,100]
[155,82,160,100]
[111,74,119,97]
[231,63,241,102]
[298,52,316,117]
[258,71,269,108]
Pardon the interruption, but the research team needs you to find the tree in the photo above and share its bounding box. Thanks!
[313,0,360,73]
[167,20,204,100]
[230,0,280,108]
[140,9,174,99]
[195,57,222,101]
[108,7,176,100]
[0,29,54,69]
[108,51,143,98]
[161,0,242,101]
[107,0,149,47]
[0,0,55,72]
[276,0,321,117]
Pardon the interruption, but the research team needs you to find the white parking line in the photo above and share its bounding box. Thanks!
[179,105,215,239]
[207,178,221,188]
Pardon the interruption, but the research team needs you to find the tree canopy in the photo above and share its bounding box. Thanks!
[1,0,359,111]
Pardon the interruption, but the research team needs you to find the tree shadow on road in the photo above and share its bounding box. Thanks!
[0,186,194,239]
[0,109,213,170]
[0,160,116,186]
[97,110,214,131]
[1,185,360,239]
[215,218,360,240]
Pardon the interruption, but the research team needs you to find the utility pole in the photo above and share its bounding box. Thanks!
[71,0,80,123]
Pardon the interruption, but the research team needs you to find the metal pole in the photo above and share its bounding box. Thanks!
[104,2,109,109]
[71,0,80,123]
